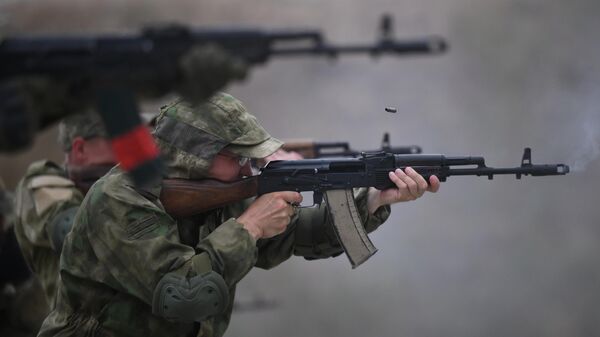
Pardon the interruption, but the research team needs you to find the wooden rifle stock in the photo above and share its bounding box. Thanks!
[160,176,259,218]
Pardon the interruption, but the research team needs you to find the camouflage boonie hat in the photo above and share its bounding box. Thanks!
[153,92,283,179]
[57,111,108,151]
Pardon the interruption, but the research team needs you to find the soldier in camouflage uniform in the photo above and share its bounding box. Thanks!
[12,111,116,314]
[38,92,440,337]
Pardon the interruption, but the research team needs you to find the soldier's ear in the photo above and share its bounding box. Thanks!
[70,137,87,164]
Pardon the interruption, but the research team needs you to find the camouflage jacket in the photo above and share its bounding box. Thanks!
[13,160,84,309]
[38,168,390,337]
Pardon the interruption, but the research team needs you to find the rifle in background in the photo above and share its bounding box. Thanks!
[0,15,447,187]
[282,132,421,158]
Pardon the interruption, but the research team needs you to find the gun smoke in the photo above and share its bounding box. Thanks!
[570,115,600,172]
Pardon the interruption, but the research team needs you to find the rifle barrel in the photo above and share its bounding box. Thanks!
[446,165,569,178]
[270,37,447,57]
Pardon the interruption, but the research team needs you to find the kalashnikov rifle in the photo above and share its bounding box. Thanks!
[0,15,446,187]
[161,148,569,268]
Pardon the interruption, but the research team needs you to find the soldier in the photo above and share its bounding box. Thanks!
[1,178,48,337]
[12,111,116,315]
[38,93,440,337]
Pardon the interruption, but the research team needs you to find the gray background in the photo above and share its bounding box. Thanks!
[1,1,599,336]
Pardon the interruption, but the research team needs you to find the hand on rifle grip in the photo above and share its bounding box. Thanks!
[238,191,303,241]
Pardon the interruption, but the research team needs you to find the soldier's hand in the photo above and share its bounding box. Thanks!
[366,167,440,214]
[237,191,302,240]
[177,44,248,104]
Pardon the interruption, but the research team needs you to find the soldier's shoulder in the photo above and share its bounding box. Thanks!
[16,160,79,217]
[89,168,163,213]
[160,97,186,114]
[21,160,74,194]
[22,160,68,182]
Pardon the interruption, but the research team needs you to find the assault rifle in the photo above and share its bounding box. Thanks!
[282,132,422,158]
[0,15,447,187]
[161,148,569,268]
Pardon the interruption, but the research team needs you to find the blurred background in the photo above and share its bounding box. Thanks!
[1,0,599,336]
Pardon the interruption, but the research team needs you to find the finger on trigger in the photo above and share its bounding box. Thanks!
[281,191,303,204]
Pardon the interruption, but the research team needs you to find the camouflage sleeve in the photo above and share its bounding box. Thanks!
[85,182,257,305]
[194,218,258,286]
[12,161,84,306]
[254,187,390,269]
[14,170,83,252]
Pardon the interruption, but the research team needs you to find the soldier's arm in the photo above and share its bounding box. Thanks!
[13,161,83,256]
[85,179,256,323]
[12,161,83,306]
[253,187,390,269]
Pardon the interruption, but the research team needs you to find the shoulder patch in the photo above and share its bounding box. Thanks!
[126,213,161,240]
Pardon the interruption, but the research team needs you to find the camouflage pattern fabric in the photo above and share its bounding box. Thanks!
[38,167,389,337]
[153,92,283,179]
[13,160,84,309]
[56,111,107,151]
[38,93,390,337]
[1,176,43,337]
